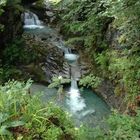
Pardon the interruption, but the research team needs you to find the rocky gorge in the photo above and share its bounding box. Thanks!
[0,0,140,139]
[0,0,125,111]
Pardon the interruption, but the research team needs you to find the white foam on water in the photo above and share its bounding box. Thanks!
[23,11,44,29]
[23,25,44,29]
[81,109,95,117]
[67,89,86,113]
[64,54,78,62]
[67,79,86,113]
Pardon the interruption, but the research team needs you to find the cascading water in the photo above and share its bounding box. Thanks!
[71,79,78,89]
[64,48,79,65]
[67,78,86,113]
[25,10,110,127]
[23,11,44,29]
[64,54,78,64]
[65,50,86,113]
[64,48,71,54]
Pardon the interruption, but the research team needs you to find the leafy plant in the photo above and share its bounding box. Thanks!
[48,76,70,88]
[0,80,77,139]
[3,39,29,65]
[106,110,140,139]
[79,74,102,89]
[48,76,71,100]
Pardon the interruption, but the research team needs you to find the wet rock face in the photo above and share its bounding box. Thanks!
[105,24,123,49]
[21,2,84,83]
[23,30,88,84]
[95,80,126,112]
[45,44,64,82]
[24,33,64,83]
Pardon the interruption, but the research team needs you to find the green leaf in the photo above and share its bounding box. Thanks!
[8,121,25,128]
[0,125,11,136]
[0,113,9,123]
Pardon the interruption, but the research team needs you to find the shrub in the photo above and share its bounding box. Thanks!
[79,74,102,89]
[0,80,76,139]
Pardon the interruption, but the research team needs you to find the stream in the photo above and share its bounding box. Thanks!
[23,10,110,127]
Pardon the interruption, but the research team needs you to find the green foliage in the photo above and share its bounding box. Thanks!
[105,110,140,139]
[0,0,23,31]
[59,0,108,50]
[0,80,32,138]
[48,76,70,101]
[1,80,140,139]
[0,66,23,83]
[3,39,27,65]
[95,51,109,76]
[78,110,140,140]
[48,76,70,88]
[104,0,140,49]
[59,0,140,103]
[107,50,140,102]
[31,0,45,9]
[0,0,6,5]
[79,74,102,89]
[6,0,23,11]
[3,38,40,66]
[0,0,6,31]
[75,126,104,140]
[1,38,44,82]
[0,80,77,139]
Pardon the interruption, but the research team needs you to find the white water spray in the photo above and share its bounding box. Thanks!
[23,11,44,29]
[67,78,86,113]
[65,49,86,113]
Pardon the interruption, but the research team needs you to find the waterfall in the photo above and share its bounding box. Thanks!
[23,11,44,29]
[67,78,86,113]
[64,53,78,63]
[64,48,79,65]
[64,48,71,54]
[71,78,78,90]
[65,50,86,113]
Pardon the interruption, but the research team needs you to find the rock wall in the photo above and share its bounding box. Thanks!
[22,30,68,84]
[99,25,127,111]
[95,80,126,112]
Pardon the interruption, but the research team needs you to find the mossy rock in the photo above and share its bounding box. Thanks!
[24,63,49,84]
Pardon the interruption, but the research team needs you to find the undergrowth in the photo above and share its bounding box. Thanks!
[0,80,140,139]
